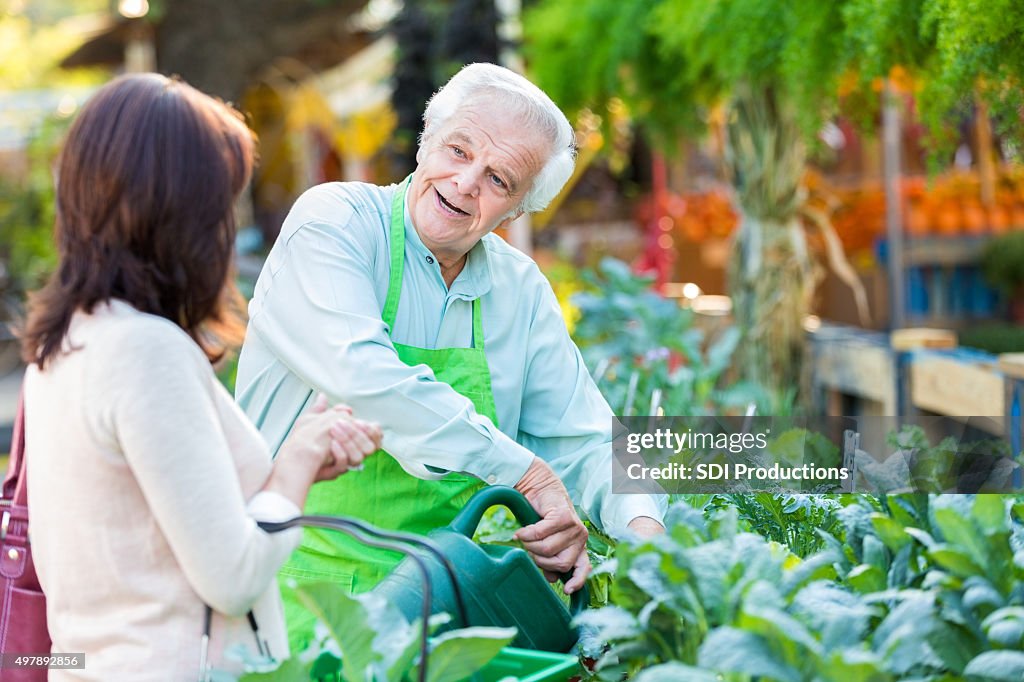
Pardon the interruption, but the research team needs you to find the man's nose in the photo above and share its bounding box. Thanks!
[453,166,481,197]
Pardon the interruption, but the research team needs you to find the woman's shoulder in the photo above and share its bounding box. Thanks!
[73,300,209,370]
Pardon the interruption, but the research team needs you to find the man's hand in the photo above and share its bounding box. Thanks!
[512,457,591,594]
[627,516,665,538]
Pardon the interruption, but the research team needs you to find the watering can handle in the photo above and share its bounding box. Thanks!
[451,485,589,616]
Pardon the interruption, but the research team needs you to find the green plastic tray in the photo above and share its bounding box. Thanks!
[472,647,579,682]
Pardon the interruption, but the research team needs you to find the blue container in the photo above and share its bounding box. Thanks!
[907,267,929,317]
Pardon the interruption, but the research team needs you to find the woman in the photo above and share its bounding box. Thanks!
[20,74,379,680]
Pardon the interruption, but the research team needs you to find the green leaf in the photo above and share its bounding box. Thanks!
[839,502,879,562]
[665,501,710,546]
[982,607,1024,648]
[981,607,1024,629]
[963,578,1006,613]
[905,527,939,550]
[291,583,380,679]
[738,603,823,666]
[384,621,423,682]
[791,582,876,651]
[926,620,979,674]
[291,583,419,682]
[573,605,642,642]
[871,513,912,552]
[697,627,802,682]
[703,325,741,378]
[819,648,891,682]
[887,543,917,590]
[627,552,675,602]
[634,662,721,682]
[781,549,839,595]
[419,626,516,682]
[973,495,1008,535]
[862,534,890,572]
[986,620,1024,649]
[933,505,989,564]
[709,505,740,540]
[887,495,928,531]
[929,546,987,579]
[964,650,1024,681]
[237,656,315,681]
[873,592,944,675]
[847,564,887,594]
[310,651,343,680]
[854,448,912,494]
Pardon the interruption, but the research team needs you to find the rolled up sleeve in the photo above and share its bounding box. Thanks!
[517,279,667,535]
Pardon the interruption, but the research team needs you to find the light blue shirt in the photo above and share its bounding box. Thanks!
[236,181,665,533]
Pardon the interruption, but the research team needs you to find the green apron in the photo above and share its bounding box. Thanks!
[279,177,496,651]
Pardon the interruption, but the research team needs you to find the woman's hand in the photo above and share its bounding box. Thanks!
[314,411,382,481]
[263,394,381,508]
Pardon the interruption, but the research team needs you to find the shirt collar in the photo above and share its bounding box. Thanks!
[402,181,493,300]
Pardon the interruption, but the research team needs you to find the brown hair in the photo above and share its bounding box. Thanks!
[22,73,256,368]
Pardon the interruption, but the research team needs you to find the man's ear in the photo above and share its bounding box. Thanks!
[495,209,525,233]
[415,134,429,164]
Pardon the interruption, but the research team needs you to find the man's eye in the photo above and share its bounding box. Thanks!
[451,146,466,158]
[489,174,507,189]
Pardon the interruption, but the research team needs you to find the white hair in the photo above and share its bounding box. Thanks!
[419,63,577,214]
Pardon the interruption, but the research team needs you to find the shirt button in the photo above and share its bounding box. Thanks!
[486,474,497,484]
[426,255,435,264]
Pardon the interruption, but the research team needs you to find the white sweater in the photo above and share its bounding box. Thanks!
[25,300,302,681]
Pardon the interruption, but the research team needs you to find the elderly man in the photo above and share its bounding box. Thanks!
[236,63,665,648]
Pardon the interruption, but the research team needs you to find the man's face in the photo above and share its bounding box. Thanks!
[408,102,549,261]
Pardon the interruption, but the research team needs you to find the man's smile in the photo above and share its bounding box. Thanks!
[435,188,470,216]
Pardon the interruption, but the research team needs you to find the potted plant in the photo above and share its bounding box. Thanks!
[980,231,1024,323]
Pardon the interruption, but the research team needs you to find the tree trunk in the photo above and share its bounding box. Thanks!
[725,85,813,404]
[730,213,811,400]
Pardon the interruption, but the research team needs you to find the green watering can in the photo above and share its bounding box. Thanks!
[372,485,588,653]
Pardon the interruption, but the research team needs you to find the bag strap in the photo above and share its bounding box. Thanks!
[198,516,446,681]
[2,393,26,506]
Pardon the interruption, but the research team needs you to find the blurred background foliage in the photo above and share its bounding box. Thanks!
[0,0,109,301]
[0,0,109,90]
[525,0,1024,404]
[570,257,779,417]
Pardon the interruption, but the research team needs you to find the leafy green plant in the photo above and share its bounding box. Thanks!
[700,493,846,559]
[576,502,850,681]
[960,323,1024,355]
[235,582,515,682]
[981,231,1024,304]
[572,258,778,416]
[978,229,1024,292]
[847,425,1020,495]
[579,493,1024,681]
[0,114,68,298]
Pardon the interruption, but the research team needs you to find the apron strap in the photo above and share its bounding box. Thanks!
[471,298,484,351]
[382,176,410,332]
[382,175,485,352]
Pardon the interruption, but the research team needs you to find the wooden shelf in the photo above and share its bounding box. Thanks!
[902,235,989,267]
[904,314,1001,331]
